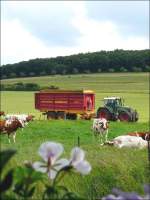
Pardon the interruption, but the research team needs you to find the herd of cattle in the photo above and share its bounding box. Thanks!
[0,111,34,143]
[0,111,149,148]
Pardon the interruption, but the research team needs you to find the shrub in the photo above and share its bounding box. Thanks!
[108,68,115,73]
[97,68,102,73]
[1,82,41,91]
[72,68,79,74]
[144,65,150,72]
[132,67,142,72]
[25,83,40,91]
[120,67,128,72]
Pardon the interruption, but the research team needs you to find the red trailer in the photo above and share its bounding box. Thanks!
[35,89,95,119]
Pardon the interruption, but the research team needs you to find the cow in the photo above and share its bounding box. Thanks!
[105,135,148,149]
[5,114,35,124]
[0,118,24,143]
[0,111,5,116]
[127,132,150,141]
[92,118,109,145]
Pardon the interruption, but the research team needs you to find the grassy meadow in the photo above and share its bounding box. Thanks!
[1,72,149,122]
[1,120,149,199]
[0,72,150,199]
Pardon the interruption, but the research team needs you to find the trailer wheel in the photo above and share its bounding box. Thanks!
[47,111,57,119]
[57,112,65,119]
[66,113,77,120]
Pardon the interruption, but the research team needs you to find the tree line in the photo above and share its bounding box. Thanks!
[1,49,150,79]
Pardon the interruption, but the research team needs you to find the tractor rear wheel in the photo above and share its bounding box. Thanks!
[132,111,139,122]
[97,108,112,120]
[118,112,131,122]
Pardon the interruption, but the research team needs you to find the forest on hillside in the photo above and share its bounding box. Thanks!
[1,49,150,79]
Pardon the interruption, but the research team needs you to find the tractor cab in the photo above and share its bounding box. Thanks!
[103,97,123,108]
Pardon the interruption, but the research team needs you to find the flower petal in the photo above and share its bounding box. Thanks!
[54,158,69,171]
[32,161,47,173]
[48,169,57,180]
[70,147,85,165]
[38,142,64,162]
[74,160,91,175]
[102,194,122,200]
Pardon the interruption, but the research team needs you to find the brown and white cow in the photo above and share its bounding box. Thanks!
[0,118,24,143]
[0,111,5,116]
[127,132,150,141]
[92,118,109,145]
[5,114,35,124]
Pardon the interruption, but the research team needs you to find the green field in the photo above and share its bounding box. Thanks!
[1,120,149,199]
[1,73,149,199]
[1,73,149,122]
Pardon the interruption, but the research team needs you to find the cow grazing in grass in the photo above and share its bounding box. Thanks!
[105,135,148,149]
[92,118,109,145]
[127,132,150,141]
[0,118,24,143]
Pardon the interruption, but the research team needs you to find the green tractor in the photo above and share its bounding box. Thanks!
[97,97,139,122]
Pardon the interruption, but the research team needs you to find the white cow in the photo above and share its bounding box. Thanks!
[92,118,109,145]
[107,135,148,149]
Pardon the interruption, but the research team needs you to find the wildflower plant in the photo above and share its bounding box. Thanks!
[0,141,149,200]
[32,142,91,199]
[102,185,150,200]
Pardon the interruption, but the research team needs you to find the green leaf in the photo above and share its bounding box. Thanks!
[26,186,35,197]
[13,183,25,197]
[43,186,59,200]
[0,150,16,173]
[56,185,69,193]
[0,169,13,193]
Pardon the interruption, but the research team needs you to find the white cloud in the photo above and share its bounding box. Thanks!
[70,3,148,51]
[1,19,51,64]
[1,1,149,65]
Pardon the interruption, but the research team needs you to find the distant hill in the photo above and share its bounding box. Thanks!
[1,49,150,79]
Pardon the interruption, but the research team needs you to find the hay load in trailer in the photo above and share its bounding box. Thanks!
[35,89,95,119]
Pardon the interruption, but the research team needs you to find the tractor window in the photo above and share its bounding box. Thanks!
[104,98,122,107]
[117,99,122,106]
[104,99,114,106]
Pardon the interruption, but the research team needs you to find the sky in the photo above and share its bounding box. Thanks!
[1,0,149,65]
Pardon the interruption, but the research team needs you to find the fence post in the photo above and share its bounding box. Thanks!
[77,136,80,147]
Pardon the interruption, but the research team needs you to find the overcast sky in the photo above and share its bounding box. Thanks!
[1,1,149,65]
